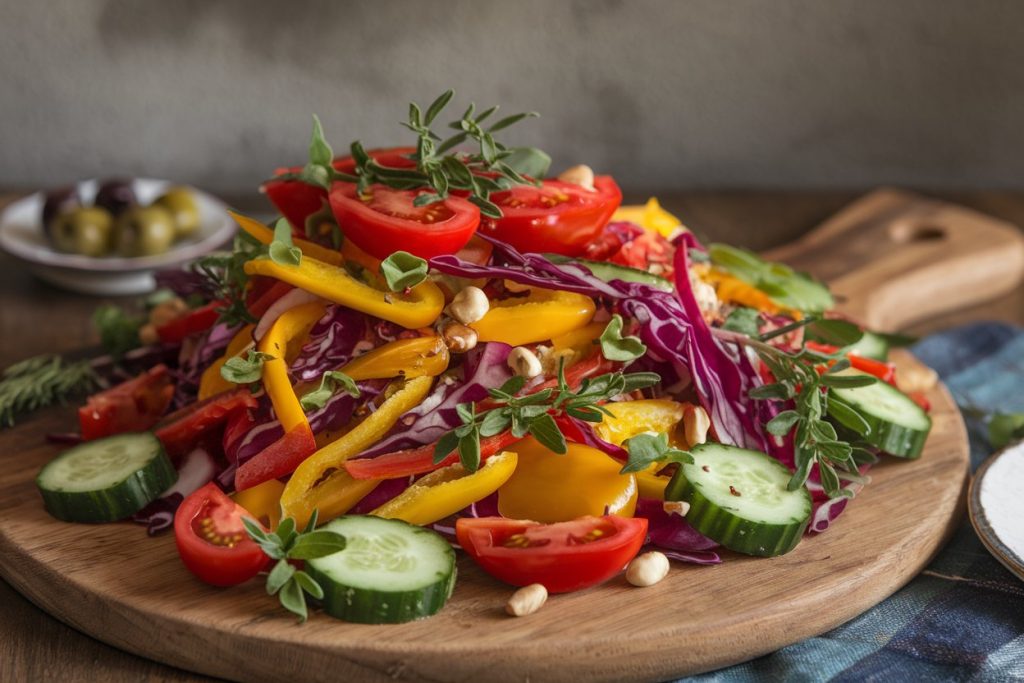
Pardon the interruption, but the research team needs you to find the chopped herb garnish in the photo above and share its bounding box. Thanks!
[380,251,429,292]
[267,218,302,266]
[220,350,275,385]
[599,314,647,362]
[0,354,98,427]
[299,371,360,412]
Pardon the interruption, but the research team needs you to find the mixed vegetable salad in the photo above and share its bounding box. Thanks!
[17,92,935,624]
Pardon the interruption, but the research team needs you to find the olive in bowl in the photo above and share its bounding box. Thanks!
[42,186,82,239]
[94,179,137,217]
[152,187,200,238]
[113,206,176,257]
[51,207,114,257]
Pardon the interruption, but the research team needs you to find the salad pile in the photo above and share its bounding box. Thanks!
[21,92,934,624]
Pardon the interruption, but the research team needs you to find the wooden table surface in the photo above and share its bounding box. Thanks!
[1,189,1022,683]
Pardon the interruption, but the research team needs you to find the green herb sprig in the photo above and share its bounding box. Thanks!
[620,432,693,474]
[713,318,879,498]
[242,510,346,623]
[599,314,647,362]
[0,355,98,427]
[192,231,265,327]
[267,218,302,266]
[435,363,660,472]
[380,251,428,292]
[290,91,549,219]
[220,349,274,385]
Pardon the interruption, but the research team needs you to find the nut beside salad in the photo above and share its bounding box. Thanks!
[19,91,933,626]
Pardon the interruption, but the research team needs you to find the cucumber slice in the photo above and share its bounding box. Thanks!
[545,254,673,291]
[307,516,456,624]
[828,369,931,459]
[665,443,811,557]
[36,432,177,523]
[846,331,889,361]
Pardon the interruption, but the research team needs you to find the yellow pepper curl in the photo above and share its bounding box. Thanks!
[471,289,596,346]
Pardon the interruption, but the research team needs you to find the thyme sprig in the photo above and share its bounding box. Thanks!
[435,362,660,472]
[191,231,265,327]
[712,318,879,498]
[292,90,549,219]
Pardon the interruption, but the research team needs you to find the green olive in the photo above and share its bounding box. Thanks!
[50,207,113,257]
[152,187,200,238]
[114,206,176,257]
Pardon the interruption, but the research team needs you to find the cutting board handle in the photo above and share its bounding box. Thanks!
[762,189,1024,332]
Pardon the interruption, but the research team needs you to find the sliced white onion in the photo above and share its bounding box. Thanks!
[253,288,321,342]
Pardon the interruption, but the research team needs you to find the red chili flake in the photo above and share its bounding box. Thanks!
[702,465,710,472]
[729,485,742,497]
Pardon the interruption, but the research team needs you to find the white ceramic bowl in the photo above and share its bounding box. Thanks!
[0,178,236,295]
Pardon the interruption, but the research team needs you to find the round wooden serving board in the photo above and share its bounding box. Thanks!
[1,189,1020,682]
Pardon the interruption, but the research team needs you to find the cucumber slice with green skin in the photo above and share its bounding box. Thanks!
[665,443,811,557]
[307,516,456,624]
[36,432,177,523]
[846,331,889,361]
[545,254,673,292]
[828,369,931,459]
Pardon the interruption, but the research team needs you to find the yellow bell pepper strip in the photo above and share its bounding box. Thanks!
[198,324,256,400]
[594,399,686,446]
[497,437,637,523]
[280,375,434,527]
[339,335,450,381]
[611,197,683,238]
[244,255,444,329]
[471,289,596,346]
[371,451,519,526]
[259,301,326,434]
[550,321,604,358]
[232,478,285,529]
[636,464,672,500]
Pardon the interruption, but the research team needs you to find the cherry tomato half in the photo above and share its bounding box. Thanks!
[174,482,269,586]
[329,182,481,260]
[455,515,647,593]
[78,365,174,441]
[262,147,416,234]
[480,176,622,256]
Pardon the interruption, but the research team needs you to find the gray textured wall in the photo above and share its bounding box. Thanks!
[3,0,1024,195]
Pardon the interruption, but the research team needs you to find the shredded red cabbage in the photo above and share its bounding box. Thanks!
[289,304,368,382]
[172,322,239,408]
[635,498,721,565]
[131,448,217,535]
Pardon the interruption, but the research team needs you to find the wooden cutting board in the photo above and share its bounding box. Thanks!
[0,190,1020,682]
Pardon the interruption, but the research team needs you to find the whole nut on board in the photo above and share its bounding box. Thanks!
[506,583,548,617]
[684,404,711,446]
[441,321,478,353]
[626,551,670,587]
[447,286,490,325]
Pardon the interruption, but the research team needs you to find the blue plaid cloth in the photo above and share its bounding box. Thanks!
[682,322,1024,682]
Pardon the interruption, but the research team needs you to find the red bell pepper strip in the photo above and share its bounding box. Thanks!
[154,388,258,460]
[78,365,174,441]
[805,342,898,385]
[344,429,522,480]
[234,423,318,491]
[155,302,223,344]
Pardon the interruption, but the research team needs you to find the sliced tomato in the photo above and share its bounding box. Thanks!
[481,176,622,256]
[78,365,174,441]
[154,388,258,460]
[174,482,269,586]
[456,515,647,593]
[329,182,480,260]
[344,429,522,481]
[155,302,223,344]
[234,424,318,491]
[263,147,416,233]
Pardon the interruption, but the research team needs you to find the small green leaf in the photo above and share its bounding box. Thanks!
[827,396,872,436]
[275,516,297,551]
[820,373,877,389]
[500,147,551,179]
[806,319,864,348]
[599,314,647,362]
[722,308,761,337]
[299,371,360,412]
[766,410,801,436]
[278,579,308,622]
[528,413,567,454]
[459,429,481,472]
[304,509,320,533]
[292,570,324,600]
[749,383,794,400]
[308,115,333,167]
[478,409,512,437]
[266,559,296,596]
[288,530,347,560]
[380,251,428,292]
[620,372,661,393]
[433,430,460,464]
[268,218,302,266]
[621,432,692,474]
[221,350,275,385]
[424,89,455,125]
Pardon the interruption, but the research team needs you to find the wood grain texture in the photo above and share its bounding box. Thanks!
[0,189,1018,682]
